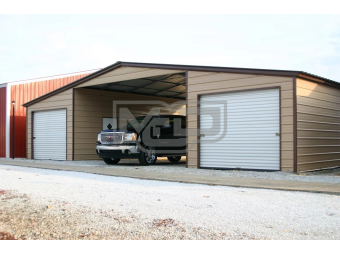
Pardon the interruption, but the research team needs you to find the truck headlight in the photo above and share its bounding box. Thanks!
[97,133,101,142]
[124,133,137,141]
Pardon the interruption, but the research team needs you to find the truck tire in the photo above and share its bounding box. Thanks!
[138,146,157,165]
[103,158,121,165]
[167,156,182,163]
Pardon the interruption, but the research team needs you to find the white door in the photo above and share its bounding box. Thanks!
[199,88,280,171]
[33,109,67,160]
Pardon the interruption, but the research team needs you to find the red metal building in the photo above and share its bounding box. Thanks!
[0,69,100,158]
[0,86,6,157]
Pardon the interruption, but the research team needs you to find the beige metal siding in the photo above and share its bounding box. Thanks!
[74,88,184,160]
[76,67,182,88]
[26,89,73,160]
[187,71,294,172]
[296,78,340,172]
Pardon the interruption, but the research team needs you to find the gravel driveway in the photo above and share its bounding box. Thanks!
[2,158,340,183]
[1,164,340,240]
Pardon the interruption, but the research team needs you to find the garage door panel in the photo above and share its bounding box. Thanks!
[200,115,280,121]
[200,134,279,139]
[201,123,279,129]
[199,154,280,160]
[203,159,280,165]
[200,115,280,122]
[202,163,279,170]
[201,128,279,134]
[200,89,279,100]
[201,144,280,148]
[200,88,280,171]
[201,152,279,156]
[201,104,279,112]
[33,109,66,160]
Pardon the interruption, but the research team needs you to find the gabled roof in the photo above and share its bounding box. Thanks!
[23,61,340,107]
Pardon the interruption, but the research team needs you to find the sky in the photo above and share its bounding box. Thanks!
[1,14,340,83]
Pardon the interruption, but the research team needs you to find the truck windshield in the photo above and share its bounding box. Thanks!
[126,116,146,129]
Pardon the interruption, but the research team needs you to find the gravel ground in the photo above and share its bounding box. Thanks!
[0,190,239,240]
[1,164,340,240]
[1,158,340,183]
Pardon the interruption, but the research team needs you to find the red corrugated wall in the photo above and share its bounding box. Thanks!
[10,73,91,158]
[0,87,6,157]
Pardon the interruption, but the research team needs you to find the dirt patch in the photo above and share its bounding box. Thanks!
[0,190,28,200]
[0,232,17,240]
[153,218,179,228]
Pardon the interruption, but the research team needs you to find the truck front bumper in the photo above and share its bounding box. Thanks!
[96,144,140,159]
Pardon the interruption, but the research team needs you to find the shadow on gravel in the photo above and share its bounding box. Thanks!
[301,167,340,177]
[100,157,186,167]
[117,162,186,166]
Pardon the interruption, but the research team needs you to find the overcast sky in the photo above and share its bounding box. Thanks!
[1,14,340,83]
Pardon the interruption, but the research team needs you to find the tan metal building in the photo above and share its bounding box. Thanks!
[23,62,340,173]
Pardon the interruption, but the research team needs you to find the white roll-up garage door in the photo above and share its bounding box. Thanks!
[200,88,280,171]
[33,109,67,160]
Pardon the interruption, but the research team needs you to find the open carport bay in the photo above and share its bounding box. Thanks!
[73,72,186,161]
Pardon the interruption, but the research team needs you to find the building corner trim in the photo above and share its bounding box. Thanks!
[293,77,298,173]
[5,83,10,158]
[185,71,188,168]
[72,88,75,161]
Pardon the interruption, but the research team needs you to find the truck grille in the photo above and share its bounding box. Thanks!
[101,132,124,144]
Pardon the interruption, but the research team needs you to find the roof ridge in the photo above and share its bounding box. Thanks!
[23,61,339,107]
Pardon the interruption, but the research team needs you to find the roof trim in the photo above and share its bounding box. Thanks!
[6,68,101,86]
[23,61,123,107]
[297,73,340,88]
[23,61,340,107]
[120,62,301,76]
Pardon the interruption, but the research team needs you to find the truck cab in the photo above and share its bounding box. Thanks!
[96,115,186,165]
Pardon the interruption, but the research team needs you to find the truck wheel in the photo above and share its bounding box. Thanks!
[167,156,182,163]
[103,158,120,165]
[139,146,157,165]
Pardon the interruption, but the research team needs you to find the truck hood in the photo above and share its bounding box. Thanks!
[101,128,136,133]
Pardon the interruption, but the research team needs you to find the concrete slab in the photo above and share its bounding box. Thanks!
[1,159,340,195]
